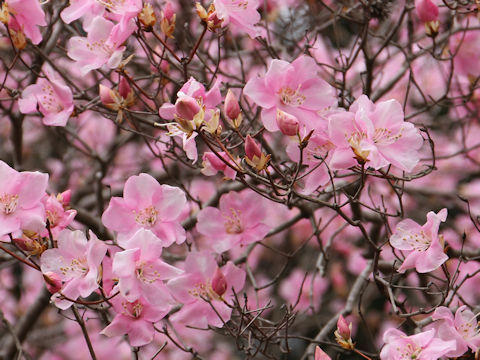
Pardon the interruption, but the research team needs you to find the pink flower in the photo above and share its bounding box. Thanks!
[244,56,336,132]
[18,66,74,127]
[415,0,439,22]
[224,89,241,121]
[390,208,448,273]
[380,328,456,360]
[67,16,132,75]
[101,294,168,347]
[0,161,48,238]
[167,251,245,328]
[213,0,261,38]
[276,109,299,136]
[3,0,46,44]
[41,192,77,237]
[40,229,107,309]
[112,229,182,305]
[201,151,237,180]
[102,173,187,247]
[196,190,270,253]
[328,95,423,172]
[430,305,480,357]
[60,0,104,24]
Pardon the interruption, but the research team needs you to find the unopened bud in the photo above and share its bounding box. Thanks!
[139,3,156,29]
[175,96,201,121]
[225,89,241,121]
[57,189,72,206]
[245,135,262,161]
[14,232,46,256]
[161,2,176,38]
[415,0,438,22]
[334,315,354,350]
[43,272,62,294]
[118,77,131,99]
[99,84,119,110]
[211,267,227,297]
[276,109,299,136]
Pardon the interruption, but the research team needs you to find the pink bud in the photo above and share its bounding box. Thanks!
[336,315,351,340]
[162,1,175,22]
[276,109,299,136]
[175,96,201,120]
[58,189,71,206]
[211,267,227,296]
[43,272,62,294]
[315,346,331,360]
[245,135,262,160]
[118,77,131,99]
[99,84,116,106]
[207,10,222,29]
[415,0,438,22]
[13,237,32,252]
[224,89,241,120]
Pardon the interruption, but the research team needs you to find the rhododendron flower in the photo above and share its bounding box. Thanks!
[196,190,270,253]
[102,173,187,247]
[67,16,133,75]
[380,328,456,360]
[101,294,168,347]
[40,230,107,310]
[112,229,182,305]
[244,56,336,132]
[328,95,423,172]
[0,161,48,238]
[2,0,46,44]
[213,0,261,38]
[390,208,448,273]
[18,66,74,127]
[41,191,77,237]
[167,251,245,328]
[430,305,480,357]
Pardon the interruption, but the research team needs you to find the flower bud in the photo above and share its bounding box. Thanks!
[336,315,351,339]
[161,2,176,38]
[14,231,46,256]
[139,3,156,29]
[118,77,131,99]
[276,109,299,136]
[415,0,438,22]
[57,189,72,206]
[207,10,222,31]
[175,96,201,121]
[43,272,62,294]
[225,89,241,121]
[245,135,262,161]
[99,84,118,110]
[211,267,227,297]
[315,346,331,360]
[162,1,175,22]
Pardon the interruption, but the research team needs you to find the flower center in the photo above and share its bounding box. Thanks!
[398,343,422,359]
[277,85,306,107]
[122,300,143,318]
[134,206,158,227]
[188,281,222,301]
[40,83,64,113]
[223,208,243,234]
[372,127,402,145]
[59,257,89,277]
[136,261,161,284]
[402,230,431,252]
[347,131,370,163]
[0,193,19,214]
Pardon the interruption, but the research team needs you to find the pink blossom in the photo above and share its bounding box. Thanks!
[18,66,74,127]
[101,294,168,347]
[243,56,336,132]
[3,0,46,44]
[430,305,480,357]
[167,251,245,328]
[60,0,104,24]
[380,328,456,360]
[112,229,182,305]
[41,191,77,237]
[201,151,237,180]
[390,208,448,273]
[224,89,241,121]
[0,161,48,238]
[415,0,439,22]
[328,95,423,172]
[213,0,261,38]
[102,173,187,247]
[67,16,133,75]
[40,230,107,309]
[196,190,270,253]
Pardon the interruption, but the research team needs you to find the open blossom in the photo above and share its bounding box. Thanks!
[112,229,182,305]
[1,0,46,44]
[244,55,336,132]
[0,161,48,238]
[101,293,168,347]
[41,190,77,237]
[328,95,423,172]
[390,208,448,273]
[167,251,245,328]
[196,190,270,253]
[213,0,261,38]
[380,328,456,360]
[201,151,237,180]
[67,16,133,75]
[102,173,187,247]
[430,305,480,357]
[18,66,74,127]
[40,230,107,310]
